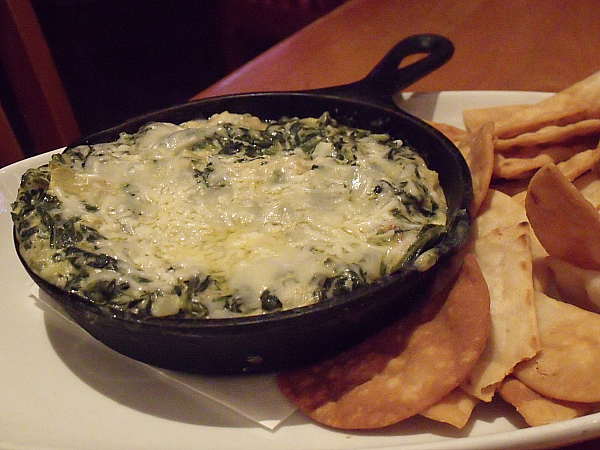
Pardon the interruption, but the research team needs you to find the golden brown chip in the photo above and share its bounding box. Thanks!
[498,377,599,427]
[556,141,600,181]
[470,189,548,291]
[574,168,600,209]
[462,222,540,402]
[511,146,600,202]
[276,254,490,429]
[511,189,527,206]
[465,70,600,139]
[419,388,479,429]
[428,121,469,144]
[430,121,495,217]
[463,104,534,135]
[474,189,527,237]
[475,190,551,292]
[546,256,600,314]
[493,144,586,180]
[494,120,600,152]
[490,178,530,198]
[526,162,600,270]
[457,122,495,217]
[513,291,600,403]
[528,232,551,294]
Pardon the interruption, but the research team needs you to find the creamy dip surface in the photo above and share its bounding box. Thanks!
[12,112,447,318]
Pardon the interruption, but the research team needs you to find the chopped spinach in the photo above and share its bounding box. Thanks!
[12,111,447,319]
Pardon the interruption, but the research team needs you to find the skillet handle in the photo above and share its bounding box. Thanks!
[364,34,454,94]
[311,34,454,110]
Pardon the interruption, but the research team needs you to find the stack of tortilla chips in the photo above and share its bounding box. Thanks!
[276,71,600,430]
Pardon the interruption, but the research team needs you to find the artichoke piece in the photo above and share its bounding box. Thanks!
[321,267,367,298]
[260,290,282,311]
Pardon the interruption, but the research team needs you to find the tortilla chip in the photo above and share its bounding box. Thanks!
[513,291,600,403]
[472,190,551,292]
[276,254,490,429]
[419,388,479,429]
[466,70,600,139]
[463,104,534,135]
[461,222,540,402]
[428,121,469,144]
[457,122,495,217]
[430,121,495,217]
[546,256,600,313]
[511,190,527,206]
[494,120,600,152]
[510,147,600,199]
[493,144,586,180]
[574,168,600,209]
[490,178,530,198]
[498,377,599,427]
[528,234,551,294]
[525,163,600,270]
[474,189,527,237]
[556,141,600,181]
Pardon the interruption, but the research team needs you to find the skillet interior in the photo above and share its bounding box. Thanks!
[22,92,472,374]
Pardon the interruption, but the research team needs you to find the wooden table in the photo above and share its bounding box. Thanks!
[194,1,600,449]
[194,0,600,99]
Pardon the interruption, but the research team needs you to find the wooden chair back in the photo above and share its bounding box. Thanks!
[0,0,79,168]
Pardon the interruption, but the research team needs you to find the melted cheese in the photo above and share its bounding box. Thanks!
[13,112,447,318]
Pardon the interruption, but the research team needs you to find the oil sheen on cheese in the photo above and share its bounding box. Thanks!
[12,112,447,318]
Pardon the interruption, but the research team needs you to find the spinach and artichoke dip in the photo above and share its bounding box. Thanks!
[12,112,447,319]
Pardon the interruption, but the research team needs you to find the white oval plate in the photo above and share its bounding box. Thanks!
[2,91,599,450]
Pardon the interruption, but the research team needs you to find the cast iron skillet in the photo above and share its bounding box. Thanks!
[20,34,473,374]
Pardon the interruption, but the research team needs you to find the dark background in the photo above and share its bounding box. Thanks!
[18,0,345,138]
[31,0,247,136]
